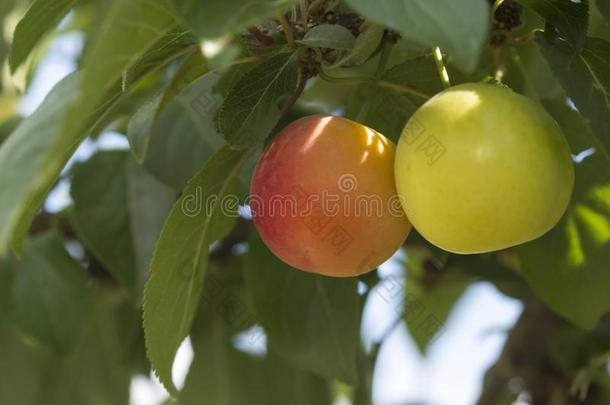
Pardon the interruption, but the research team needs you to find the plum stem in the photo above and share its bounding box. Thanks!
[247,26,274,46]
[280,69,308,116]
[433,47,451,89]
[510,47,540,103]
[278,14,296,48]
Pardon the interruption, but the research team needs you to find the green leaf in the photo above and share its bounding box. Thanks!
[0,1,17,79]
[38,289,133,405]
[347,54,442,142]
[542,100,600,155]
[123,29,198,90]
[518,101,610,330]
[0,73,80,258]
[8,232,91,353]
[0,115,21,145]
[0,260,12,316]
[0,24,195,258]
[0,290,134,405]
[127,160,178,296]
[403,247,471,352]
[9,0,75,73]
[243,232,361,384]
[143,146,248,395]
[218,52,299,149]
[128,72,225,190]
[213,61,258,97]
[181,317,332,405]
[297,24,356,50]
[78,0,177,111]
[70,151,174,299]
[343,23,385,66]
[170,0,295,39]
[345,0,489,72]
[0,325,49,405]
[537,34,610,160]
[521,0,589,50]
[157,51,208,112]
[597,0,610,23]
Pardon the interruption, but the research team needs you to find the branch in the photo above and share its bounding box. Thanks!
[280,68,308,116]
[247,26,274,46]
[476,294,559,404]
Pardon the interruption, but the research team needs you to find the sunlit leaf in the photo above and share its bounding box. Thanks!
[9,0,75,73]
[143,146,248,395]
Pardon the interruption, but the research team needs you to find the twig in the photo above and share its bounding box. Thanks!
[280,69,308,116]
[510,47,540,102]
[247,26,274,46]
[278,14,296,48]
[476,294,557,405]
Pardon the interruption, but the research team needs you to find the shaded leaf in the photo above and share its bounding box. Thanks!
[521,0,589,50]
[8,232,91,353]
[218,52,299,149]
[157,51,208,112]
[598,0,610,23]
[128,72,225,190]
[342,23,385,66]
[213,61,258,97]
[537,33,610,161]
[70,151,174,299]
[143,146,248,395]
[345,0,489,72]
[181,317,332,405]
[518,101,610,330]
[9,0,75,73]
[0,325,49,405]
[37,289,134,405]
[347,54,442,142]
[297,24,356,50]
[403,247,471,352]
[243,232,361,384]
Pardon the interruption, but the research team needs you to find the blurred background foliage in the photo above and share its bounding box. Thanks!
[0,0,610,404]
